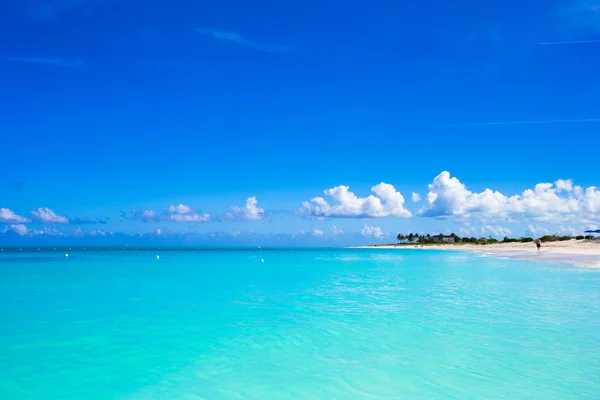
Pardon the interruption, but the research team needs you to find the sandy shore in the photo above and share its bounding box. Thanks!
[360,240,600,268]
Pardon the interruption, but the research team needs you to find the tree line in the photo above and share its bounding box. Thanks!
[397,233,596,244]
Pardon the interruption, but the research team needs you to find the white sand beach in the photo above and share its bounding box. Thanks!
[363,240,600,268]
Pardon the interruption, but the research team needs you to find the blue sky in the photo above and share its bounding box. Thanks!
[1,0,600,245]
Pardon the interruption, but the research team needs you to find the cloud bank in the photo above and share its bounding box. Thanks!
[419,171,600,224]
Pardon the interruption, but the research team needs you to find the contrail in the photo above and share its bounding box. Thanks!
[443,118,600,128]
[538,39,600,45]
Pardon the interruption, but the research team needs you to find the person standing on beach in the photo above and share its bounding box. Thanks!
[535,238,541,251]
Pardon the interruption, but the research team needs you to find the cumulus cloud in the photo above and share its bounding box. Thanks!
[419,171,600,223]
[31,208,69,224]
[300,183,412,218]
[226,197,265,221]
[10,224,29,236]
[330,225,343,236]
[412,192,421,202]
[312,228,324,237]
[0,208,31,223]
[361,224,384,238]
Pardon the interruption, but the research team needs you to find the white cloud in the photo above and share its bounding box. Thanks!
[155,228,162,236]
[0,208,31,223]
[300,183,411,218]
[312,228,324,237]
[89,230,107,237]
[138,209,157,222]
[10,224,29,236]
[412,192,421,202]
[33,227,66,236]
[140,204,211,223]
[361,224,384,238]
[419,171,600,223]
[526,223,597,238]
[1,226,8,234]
[74,227,84,237]
[330,225,343,236]
[168,213,211,222]
[226,197,264,221]
[168,204,193,215]
[31,208,69,224]
[166,204,210,222]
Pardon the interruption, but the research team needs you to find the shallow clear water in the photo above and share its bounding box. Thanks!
[1,248,599,399]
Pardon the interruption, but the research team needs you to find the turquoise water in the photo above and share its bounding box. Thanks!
[1,249,599,399]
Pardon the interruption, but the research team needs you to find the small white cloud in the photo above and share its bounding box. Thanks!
[74,227,84,237]
[330,225,343,236]
[89,230,107,237]
[412,192,421,202]
[0,208,31,223]
[139,204,210,223]
[33,227,66,237]
[312,228,324,237]
[300,183,412,218]
[168,213,211,222]
[10,224,29,236]
[361,224,384,238]
[167,204,210,222]
[226,197,265,221]
[140,209,158,222]
[1,225,8,234]
[481,225,512,237]
[168,204,193,215]
[155,228,162,236]
[31,208,69,224]
[460,225,512,238]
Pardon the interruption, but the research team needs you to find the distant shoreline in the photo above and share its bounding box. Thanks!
[353,240,600,268]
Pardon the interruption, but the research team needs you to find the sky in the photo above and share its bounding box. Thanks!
[1,0,600,245]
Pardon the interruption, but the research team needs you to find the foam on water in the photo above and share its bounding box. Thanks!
[1,249,599,399]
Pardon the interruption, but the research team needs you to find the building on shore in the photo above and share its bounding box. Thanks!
[431,235,455,243]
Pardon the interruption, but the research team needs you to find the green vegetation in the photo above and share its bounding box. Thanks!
[394,232,596,245]
[502,237,534,243]
[539,235,573,242]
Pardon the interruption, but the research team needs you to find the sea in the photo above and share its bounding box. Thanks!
[1,248,599,399]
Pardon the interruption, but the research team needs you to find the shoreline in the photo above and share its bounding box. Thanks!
[355,240,600,268]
